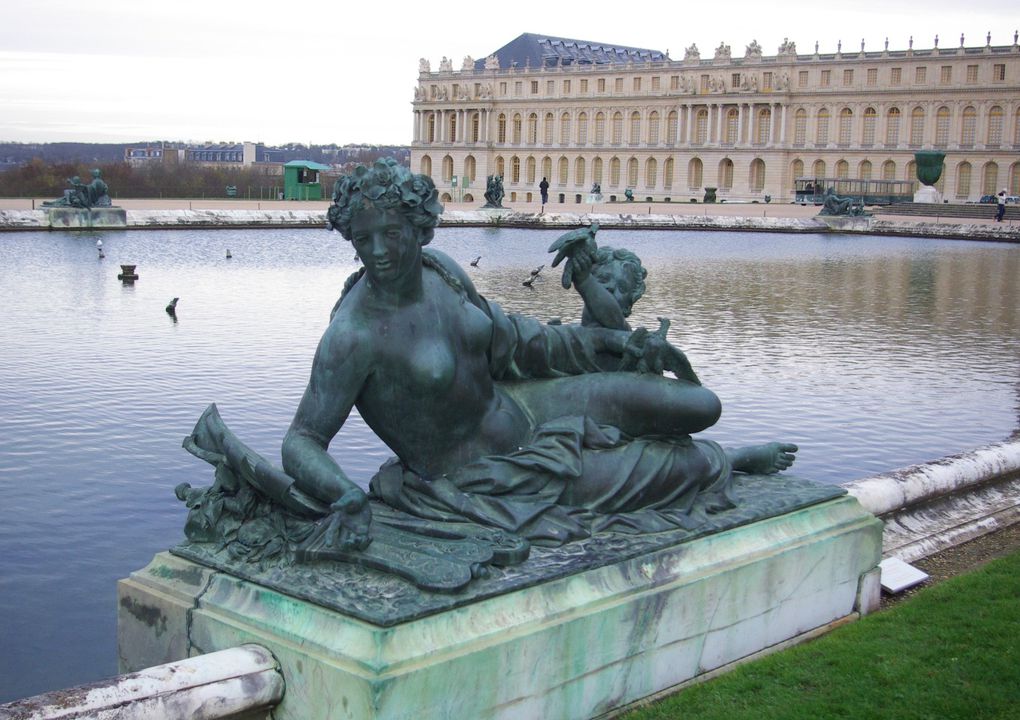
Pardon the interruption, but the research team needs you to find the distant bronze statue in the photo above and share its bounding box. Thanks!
[42,169,112,209]
[819,187,867,216]
[482,174,505,208]
[177,160,798,591]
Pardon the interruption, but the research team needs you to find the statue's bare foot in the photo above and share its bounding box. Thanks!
[727,442,798,474]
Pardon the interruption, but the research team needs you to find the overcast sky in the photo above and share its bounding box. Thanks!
[0,0,1010,146]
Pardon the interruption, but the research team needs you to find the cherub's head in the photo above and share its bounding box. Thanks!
[591,247,647,316]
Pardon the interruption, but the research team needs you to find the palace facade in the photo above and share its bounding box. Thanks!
[410,32,1020,204]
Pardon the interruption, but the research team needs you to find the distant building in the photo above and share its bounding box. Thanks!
[411,32,1020,204]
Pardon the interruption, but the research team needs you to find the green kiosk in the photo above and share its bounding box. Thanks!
[283,160,332,200]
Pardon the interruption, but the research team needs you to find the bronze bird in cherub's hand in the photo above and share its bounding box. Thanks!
[548,223,599,289]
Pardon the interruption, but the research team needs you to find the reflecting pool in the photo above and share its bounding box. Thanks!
[0,226,1017,701]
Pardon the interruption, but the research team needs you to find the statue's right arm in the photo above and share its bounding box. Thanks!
[282,320,373,547]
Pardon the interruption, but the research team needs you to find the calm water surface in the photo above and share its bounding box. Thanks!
[0,226,1017,701]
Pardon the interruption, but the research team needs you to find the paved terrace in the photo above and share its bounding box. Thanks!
[1,197,1018,242]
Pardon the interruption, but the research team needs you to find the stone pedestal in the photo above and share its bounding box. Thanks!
[119,495,881,720]
[913,185,942,204]
[45,207,127,228]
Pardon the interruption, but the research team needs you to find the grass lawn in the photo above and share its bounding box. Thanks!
[621,550,1020,720]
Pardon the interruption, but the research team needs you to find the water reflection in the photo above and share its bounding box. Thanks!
[0,227,1016,701]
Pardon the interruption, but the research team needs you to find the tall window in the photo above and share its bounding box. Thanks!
[719,158,734,189]
[542,156,552,181]
[629,112,641,145]
[982,162,999,195]
[544,113,554,144]
[611,112,623,144]
[813,159,826,178]
[935,107,951,147]
[575,157,585,186]
[420,155,432,177]
[992,64,1005,81]
[961,107,976,146]
[794,109,807,145]
[577,112,588,145]
[1015,109,1020,146]
[756,108,771,145]
[886,107,901,145]
[987,106,1004,146]
[859,160,872,180]
[667,111,678,145]
[820,70,831,86]
[791,159,804,185]
[694,109,708,144]
[495,156,504,177]
[610,157,621,186]
[749,159,766,191]
[940,66,952,84]
[890,68,902,85]
[593,157,603,184]
[798,70,808,87]
[966,65,978,83]
[725,109,739,145]
[525,156,535,184]
[862,108,876,146]
[882,160,896,180]
[648,111,660,144]
[594,113,606,145]
[688,157,703,188]
[956,162,972,198]
[627,157,639,186]
[471,112,480,143]
[512,114,522,144]
[558,156,568,184]
[615,77,624,93]
[838,108,852,146]
[527,113,538,144]
[560,113,571,144]
[510,156,520,183]
[910,107,925,146]
[915,67,927,84]
[449,114,457,142]
[867,68,878,86]
[816,108,830,145]
[645,158,657,188]
[835,159,849,192]
[497,114,506,143]
[464,155,476,182]
[843,69,854,86]
[427,114,436,143]
[1011,162,1020,195]
[663,157,673,188]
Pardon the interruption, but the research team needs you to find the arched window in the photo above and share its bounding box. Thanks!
[560,113,571,144]
[526,156,536,184]
[470,112,480,143]
[527,113,538,144]
[627,157,639,186]
[909,107,925,146]
[688,157,703,188]
[816,108,830,145]
[987,106,1004,146]
[960,107,976,146]
[512,113,522,144]
[1010,162,1020,195]
[794,108,807,145]
[725,109,739,145]
[420,155,432,177]
[593,157,603,184]
[495,156,505,177]
[835,159,849,192]
[594,112,606,145]
[859,160,872,180]
[862,108,877,146]
[464,155,476,182]
[510,156,520,183]
[956,161,972,198]
[543,113,554,144]
[666,111,678,145]
[575,156,586,186]
[427,114,436,143]
[882,160,896,180]
[1015,109,1020,146]
[645,158,657,188]
[885,107,901,146]
[813,159,826,178]
[629,112,641,145]
[648,111,660,145]
[497,114,507,143]
[558,156,569,184]
[610,157,621,186]
[611,112,623,144]
[982,161,999,196]
[935,107,951,147]
[694,109,709,144]
[756,108,772,145]
[838,108,852,146]
[749,158,766,191]
[719,158,734,189]
[663,157,674,188]
[542,156,552,180]
[791,159,804,188]
[577,112,588,145]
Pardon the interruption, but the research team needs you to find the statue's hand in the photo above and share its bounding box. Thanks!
[323,488,372,551]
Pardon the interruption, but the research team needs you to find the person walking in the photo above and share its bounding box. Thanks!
[539,177,549,213]
[995,190,1007,222]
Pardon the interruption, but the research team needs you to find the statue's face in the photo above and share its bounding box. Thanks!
[349,207,421,287]
[593,264,637,314]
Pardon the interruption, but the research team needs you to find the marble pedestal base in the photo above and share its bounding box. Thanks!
[45,207,127,228]
[913,186,942,204]
[118,496,881,720]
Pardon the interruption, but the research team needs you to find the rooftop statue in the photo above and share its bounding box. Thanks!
[482,174,505,208]
[176,160,799,593]
[42,169,112,209]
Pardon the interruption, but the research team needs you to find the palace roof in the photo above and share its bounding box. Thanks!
[476,32,668,70]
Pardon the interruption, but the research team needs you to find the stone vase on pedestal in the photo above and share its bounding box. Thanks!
[913,151,945,203]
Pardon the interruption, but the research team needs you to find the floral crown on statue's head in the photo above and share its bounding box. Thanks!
[327,158,443,243]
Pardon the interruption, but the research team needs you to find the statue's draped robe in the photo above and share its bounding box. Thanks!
[369,297,734,546]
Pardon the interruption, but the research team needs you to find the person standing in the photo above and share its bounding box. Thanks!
[996,190,1006,222]
[539,177,549,213]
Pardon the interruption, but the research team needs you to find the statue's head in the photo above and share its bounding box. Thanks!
[591,247,647,316]
[91,169,102,179]
[327,159,443,245]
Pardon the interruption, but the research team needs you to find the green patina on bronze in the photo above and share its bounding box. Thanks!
[481,174,505,208]
[818,187,871,216]
[41,168,113,209]
[175,158,824,597]
[914,150,946,186]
